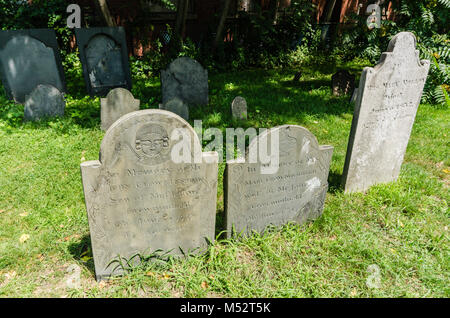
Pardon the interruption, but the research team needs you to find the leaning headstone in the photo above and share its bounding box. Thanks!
[350,87,359,103]
[0,29,66,103]
[161,57,208,106]
[159,97,189,121]
[101,88,140,131]
[75,27,132,96]
[332,70,355,96]
[24,84,65,121]
[225,125,333,238]
[342,32,430,193]
[81,109,218,281]
[231,96,247,120]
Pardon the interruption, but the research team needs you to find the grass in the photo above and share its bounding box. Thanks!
[0,61,448,298]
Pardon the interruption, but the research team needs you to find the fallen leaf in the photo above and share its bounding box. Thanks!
[201,281,209,289]
[19,234,30,243]
[163,274,170,280]
[19,212,28,217]
[145,271,155,277]
[64,234,80,241]
[350,288,357,297]
[0,210,5,214]
[98,281,107,289]
[442,169,449,174]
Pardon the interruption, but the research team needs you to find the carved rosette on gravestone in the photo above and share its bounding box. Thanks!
[75,27,132,96]
[0,29,66,103]
[231,96,248,120]
[81,109,218,281]
[161,57,208,106]
[24,84,65,121]
[225,125,333,238]
[101,88,140,131]
[342,32,430,193]
[159,97,189,121]
[332,70,355,96]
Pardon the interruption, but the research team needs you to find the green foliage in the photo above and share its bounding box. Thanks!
[336,0,450,106]
[0,0,73,53]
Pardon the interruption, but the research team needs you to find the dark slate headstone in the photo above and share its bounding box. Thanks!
[332,70,355,96]
[81,109,218,281]
[161,57,208,106]
[159,97,189,121]
[0,29,66,103]
[75,27,132,96]
[225,125,333,238]
[24,84,65,121]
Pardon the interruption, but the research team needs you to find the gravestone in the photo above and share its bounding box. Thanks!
[231,96,247,120]
[75,27,132,96]
[342,32,430,193]
[159,97,189,121]
[225,125,333,238]
[332,70,355,96]
[24,84,65,121]
[161,57,208,106]
[81,109,218,281]
[101,88,140,131]
[0,29,66,103]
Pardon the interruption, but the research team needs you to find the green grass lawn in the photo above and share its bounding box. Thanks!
[0,63,448,297]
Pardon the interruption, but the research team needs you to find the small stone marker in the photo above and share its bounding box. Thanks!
[75,27,132,96]
[332,70,355,96]
[225,125,333,237]
[81,109,218,281]
[342,32,430,193]
[101,88,140,131]
[161,57,208,106]
[24,84,65,121]
[0,29,66,103]
[159,97,189,121]
[231,96,247,120]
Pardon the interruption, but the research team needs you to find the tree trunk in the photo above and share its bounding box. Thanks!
[268,0,280,24]
[214,0,232,48]
[95,0,116,27]
[175,0,189,39]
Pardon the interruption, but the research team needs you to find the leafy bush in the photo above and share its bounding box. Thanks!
[335,0,449,106]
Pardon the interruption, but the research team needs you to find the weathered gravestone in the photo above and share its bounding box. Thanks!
[81,109,218,280]
[0,29,66,103]
[225,125,333,238]
[231,96,248,120]
[332,70,355,96]
[159,97,189,121]
[75,27,132,96]
[101,88,140,131]
[161,57,208,106]
[24,84,65,121]
[342,32,430,193]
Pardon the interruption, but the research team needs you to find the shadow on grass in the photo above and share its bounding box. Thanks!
[67,234,96,276]
[328,171,344,194]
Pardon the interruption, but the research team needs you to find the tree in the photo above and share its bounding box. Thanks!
[95,0,116,27]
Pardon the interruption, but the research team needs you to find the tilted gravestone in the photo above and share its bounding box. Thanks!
[159,97,189,121]
[81,109,218,280]
[332,70,355,96]
[101,88,140,131]
[231,96,248,120]
[342,32,430,193]
[225,125,333,238]
[0,29,66,103]
[75,27,132,96]
[161,57,208,106]
[24,84,65,121]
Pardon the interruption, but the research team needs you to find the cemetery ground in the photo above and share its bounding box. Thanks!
[0,61,448,298]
